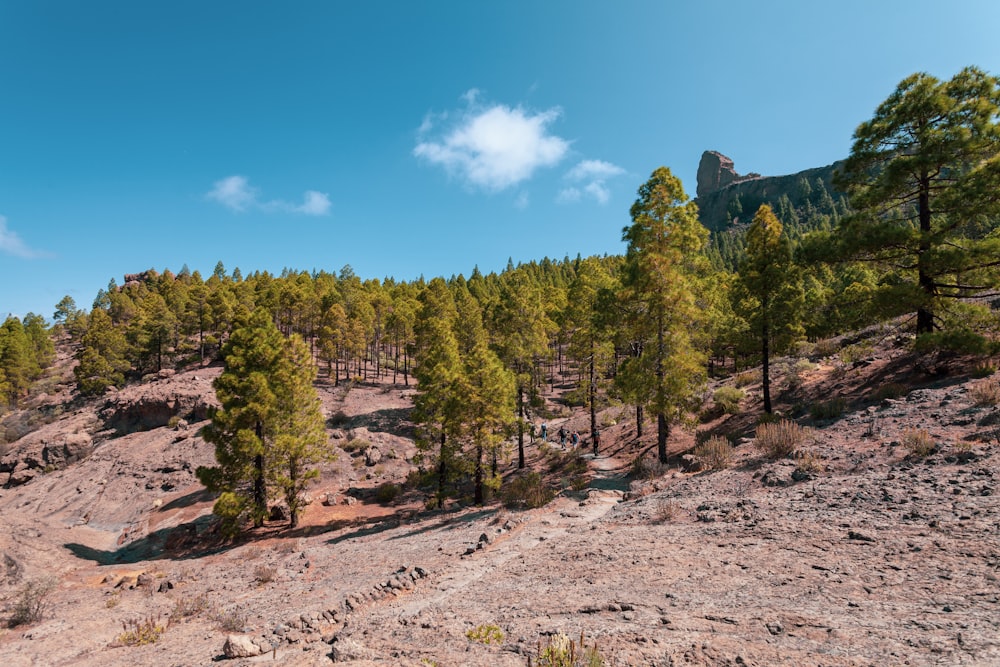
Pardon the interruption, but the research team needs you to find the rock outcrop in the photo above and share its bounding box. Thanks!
[695,150,760,198]
[99,372,218,435]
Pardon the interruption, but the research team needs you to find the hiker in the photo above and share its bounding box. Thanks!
[571,431,580,449]
[558,426,567,448]
[529,422,537,443]
[540,423,548,441]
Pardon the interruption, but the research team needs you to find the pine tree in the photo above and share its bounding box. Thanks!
[269,332,329,528]
[453,285,515,504]
[412,279,464,507]
[834,66,1000,336]
[492,268,552,469]
[733,204,804,414]
[619,167,710,463]
[198,308,286,534]
[565,256,617,452]
[74,309,130,395]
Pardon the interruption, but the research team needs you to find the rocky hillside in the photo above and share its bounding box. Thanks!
[1,329,1000,665]
[694,150,845,233]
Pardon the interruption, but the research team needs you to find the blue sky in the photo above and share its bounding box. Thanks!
[2,1,999,319]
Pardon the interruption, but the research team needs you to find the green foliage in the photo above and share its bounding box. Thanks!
[75,308,130,395]
[198,309,329,534]
[465,623,504,645]
[733,204,804,413]
[375,482,401,503]
[619,167,711,462]
[7,577,56,628]
[834,66,1000,336]
[914,329,991,356]
[712,386,744,414]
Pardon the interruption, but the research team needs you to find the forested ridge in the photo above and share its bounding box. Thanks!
[3,67,1000,532]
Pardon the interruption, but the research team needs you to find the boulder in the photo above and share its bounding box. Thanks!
[223,634,262,658]
[364,446,382,467]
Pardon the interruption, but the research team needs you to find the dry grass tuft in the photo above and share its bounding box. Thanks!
[969,379,1000,407]
[902,428,935,458]
[693,436,732,470]
[756,420,805,459]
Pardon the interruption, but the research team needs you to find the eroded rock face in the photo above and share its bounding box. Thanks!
[695,150,760,197]
[99,375,218,435]
[1,414,97,488]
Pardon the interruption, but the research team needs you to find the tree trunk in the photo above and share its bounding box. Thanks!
[916,173,935,335]
[657,413,669,464]
[436,432,447,509]
[762,321,772,414]
[588,341,598,453]
[474,443,484,505]
[636,405,643,438]
[253,420,267,526]
[517,382,526,469]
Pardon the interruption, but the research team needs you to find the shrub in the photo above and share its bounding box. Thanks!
[211,605,249,633]
[969,380,1000,407]
[535,631,605,667]
[915,329,990,356]
[501,472,554,510]
[874,383,907,401]
[170,593,209,620]
[375,482,401,503]
[810,397,847,421]
[328,410,350,427]
[734,369,762,387]
[972,361,997,378]
[7,578,56,627]
[167,415,181,429]
[839,342,872,364]
[466,623,504,645]
[630,455,667,480]
[795,450,823,475]
[712,387,744,415]
[253,564,277,585]
[693,436,732,470]
[902,428,935,458]
[342,438,369,453]
[652,499,678,524]
[756,420,805,459]
[812,338,840,358]
[785,359,818,390]
[114,615,167,646]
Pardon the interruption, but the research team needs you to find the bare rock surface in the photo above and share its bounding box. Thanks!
[2,341,1000,665]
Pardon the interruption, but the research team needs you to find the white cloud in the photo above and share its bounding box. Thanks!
[207,176,330,216]
[0,215,45,258]
[207,175,257,212]
[567,159,625,182]
[296,191,332,216]
[559,159,625,205]
[414,94,570,191]
[556,188,582,204]
[585,181,611,205]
